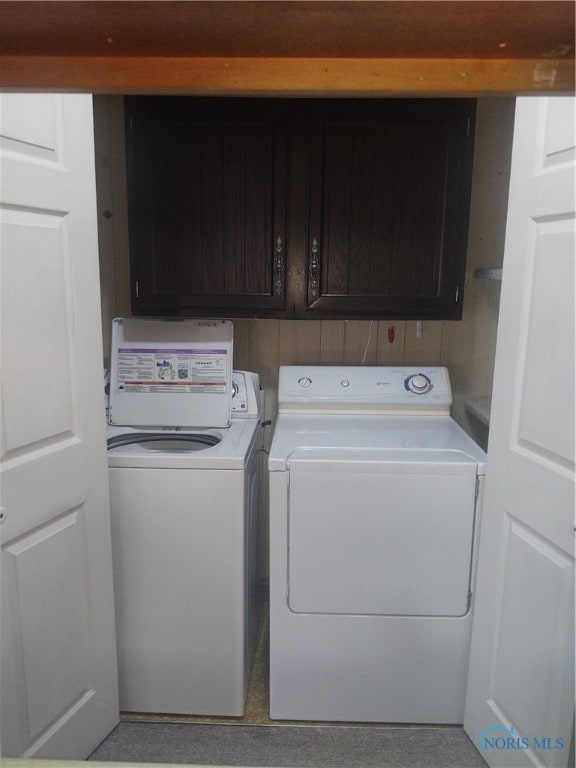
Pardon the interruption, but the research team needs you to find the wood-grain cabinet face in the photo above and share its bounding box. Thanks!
[126,98,476,320]
[126,98,289,315]
[305,100,475,319]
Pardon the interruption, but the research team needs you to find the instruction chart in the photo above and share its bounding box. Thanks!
[116,347,228,394]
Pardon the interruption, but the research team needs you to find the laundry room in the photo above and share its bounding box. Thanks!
[93,94,515,582]
[1,3,574,767]
[88,88,574,753]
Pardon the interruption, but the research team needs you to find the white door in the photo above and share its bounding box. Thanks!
[464,97,575,767]
[0,94,119,758]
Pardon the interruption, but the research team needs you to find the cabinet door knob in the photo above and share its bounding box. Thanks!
[274,236,285,296]
[309,237,320,300]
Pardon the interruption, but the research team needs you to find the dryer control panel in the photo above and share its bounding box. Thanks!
[278,366,451,413]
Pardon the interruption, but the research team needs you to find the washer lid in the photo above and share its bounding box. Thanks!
[109,317,233,428]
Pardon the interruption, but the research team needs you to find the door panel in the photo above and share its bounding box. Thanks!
[489,519,573,745]
[305,99,475,319]
[1,210,75,451]
[516,221,574,462]
[3,509,92,742]
[288,459,477,616]
[464,97,575,768]
[0,93,119,758]
[126,97,289,315]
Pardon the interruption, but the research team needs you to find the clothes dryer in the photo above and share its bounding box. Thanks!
[107,318,263,716]
[269,366,486,723]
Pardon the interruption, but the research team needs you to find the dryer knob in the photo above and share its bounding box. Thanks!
[407,374,431,394]
[298,377,312,388]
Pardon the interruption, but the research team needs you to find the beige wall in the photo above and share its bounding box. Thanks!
[441,98,515,427]
[94,96,515,576]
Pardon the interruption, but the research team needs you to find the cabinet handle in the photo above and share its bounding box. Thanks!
[274,236,285,296]
[309,237,320,300]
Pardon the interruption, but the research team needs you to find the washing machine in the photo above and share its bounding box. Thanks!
[107,317,263,716]
[269,365,487,723]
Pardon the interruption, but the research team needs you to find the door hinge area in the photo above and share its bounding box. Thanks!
[135,281,139,299]
[467,591,472,611]
[475,476,480,499]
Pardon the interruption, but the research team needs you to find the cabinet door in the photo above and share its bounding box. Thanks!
[126,98,288,316]
[303,100,475,319]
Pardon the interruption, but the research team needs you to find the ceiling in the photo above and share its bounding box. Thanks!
[0,1,574,95]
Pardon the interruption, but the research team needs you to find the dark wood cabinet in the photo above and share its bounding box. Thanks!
[125,98,475,320]
[126,98,289,315]
[302,100,475,319]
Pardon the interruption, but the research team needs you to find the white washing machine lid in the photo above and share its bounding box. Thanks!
[109,317,233,428]
[107,417,260,470]
[268,414,487,472]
